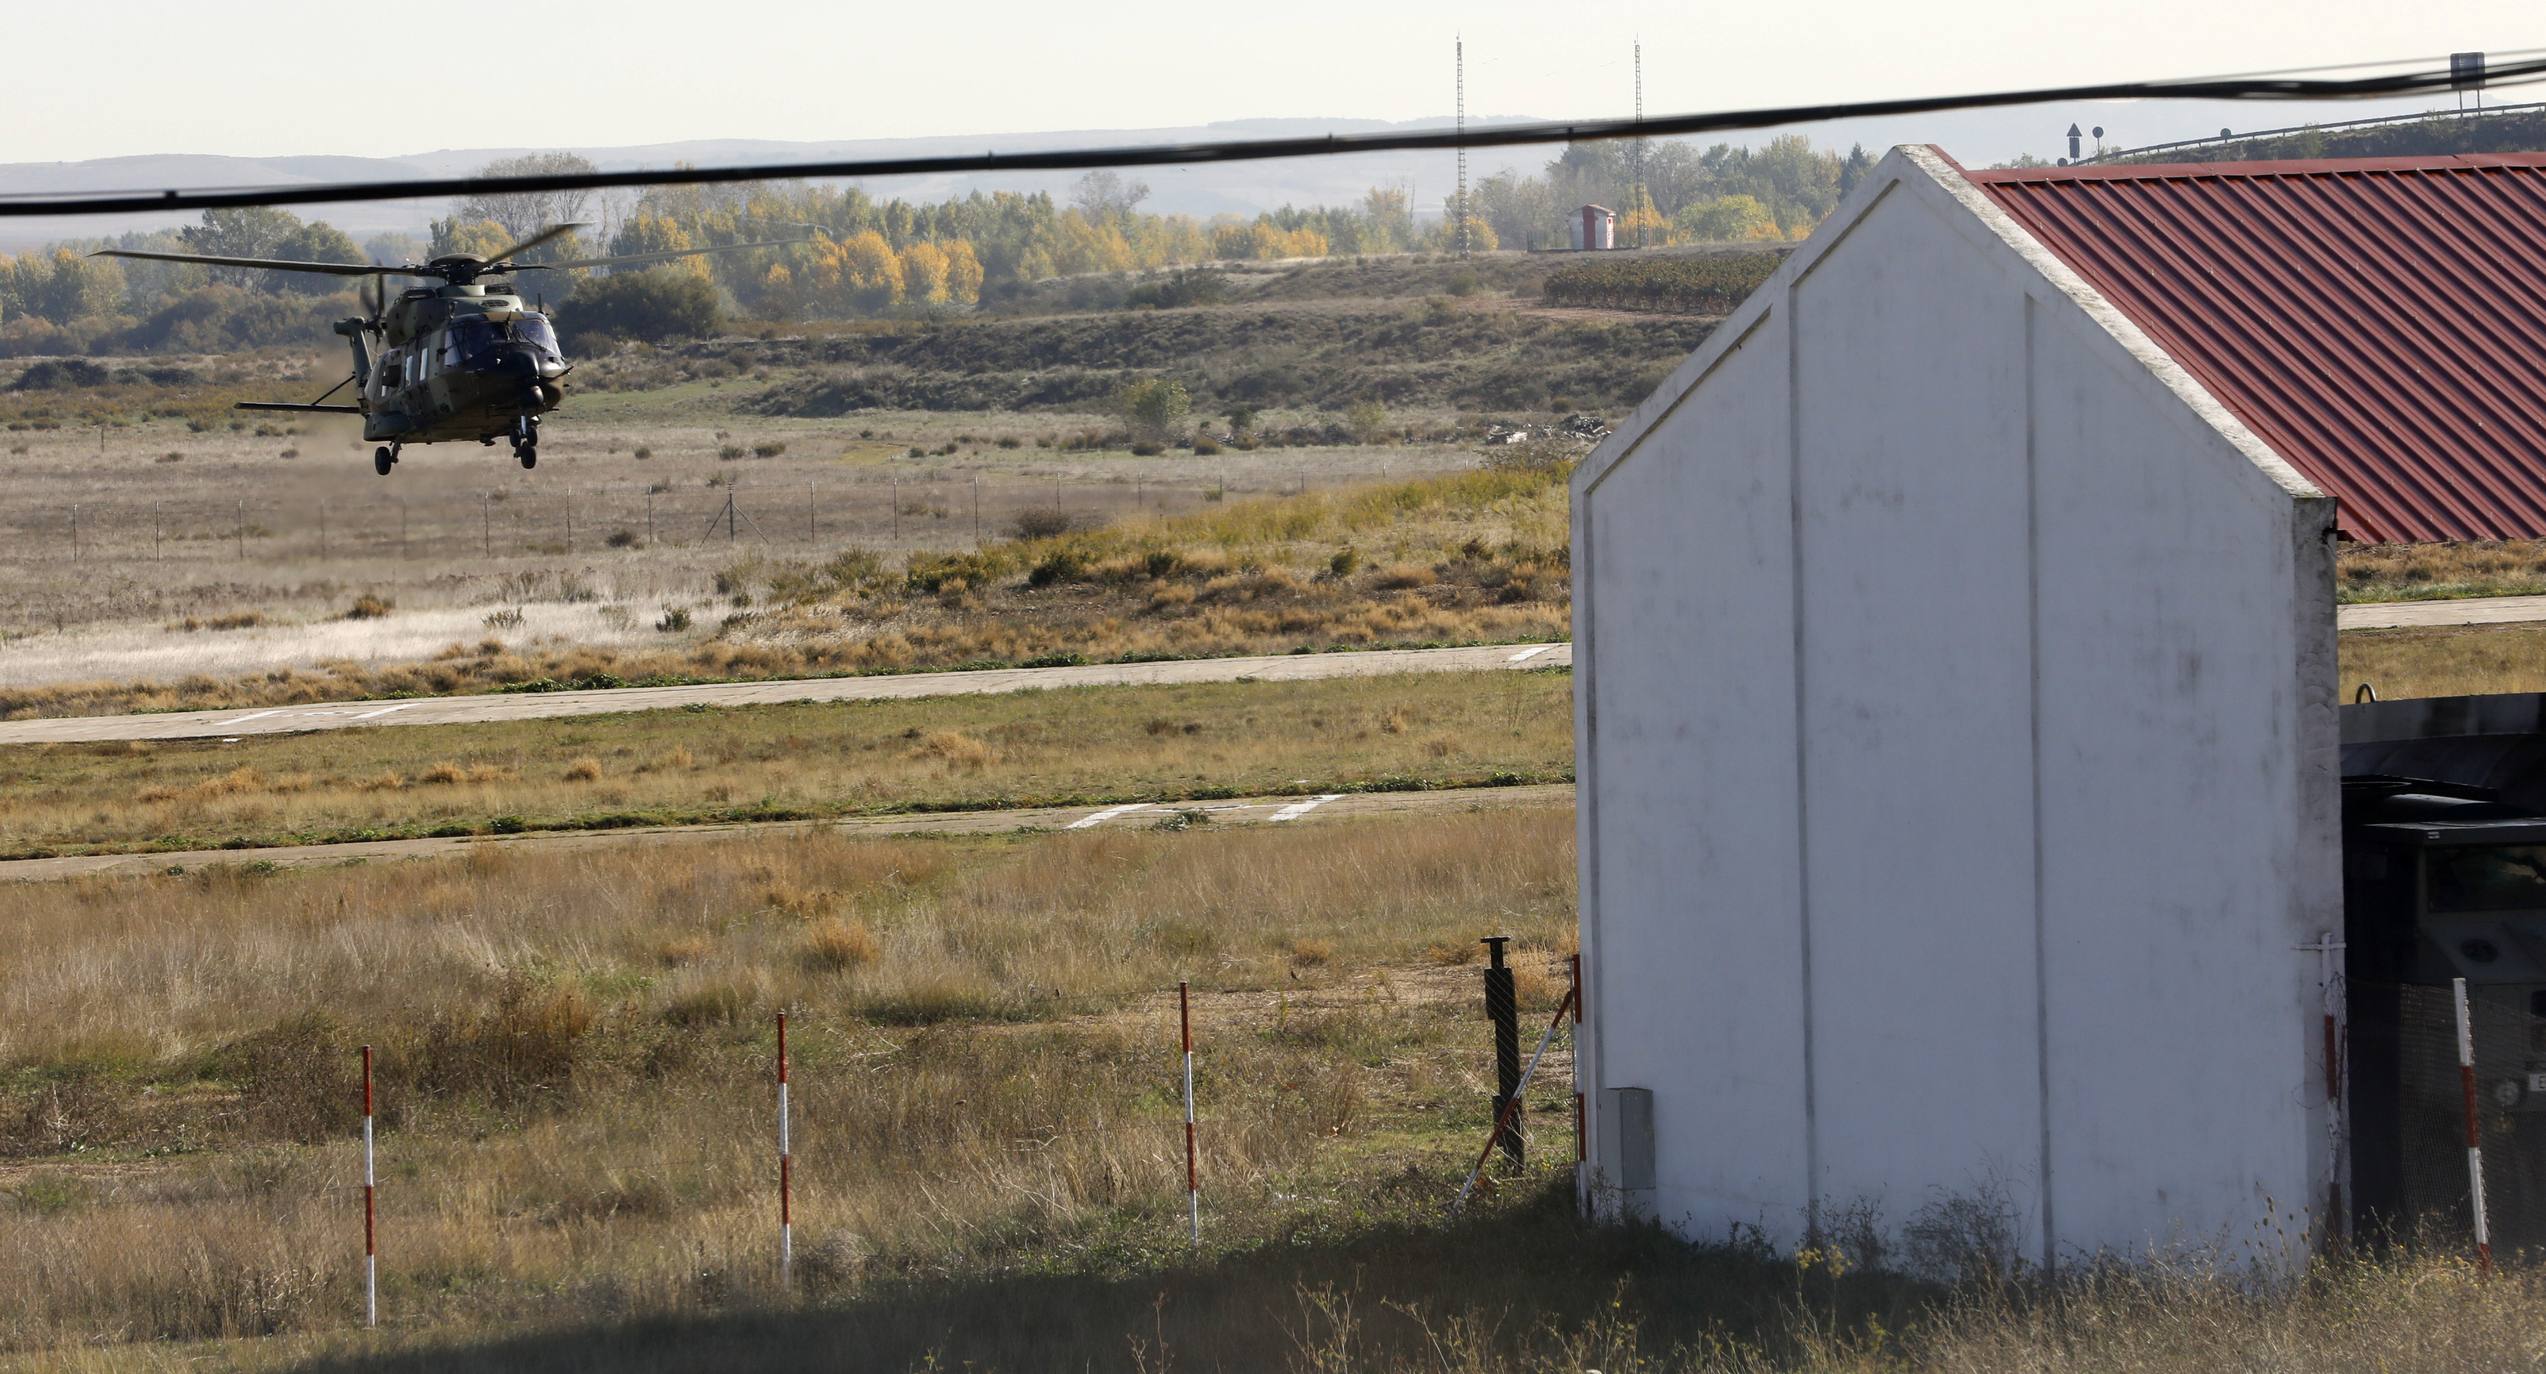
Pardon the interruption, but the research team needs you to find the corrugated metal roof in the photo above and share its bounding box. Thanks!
[1965,153,2546,544]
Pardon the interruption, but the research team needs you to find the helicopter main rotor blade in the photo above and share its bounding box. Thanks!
[515,236,814,272]
[89,248,429,278]
[478,222,589,267]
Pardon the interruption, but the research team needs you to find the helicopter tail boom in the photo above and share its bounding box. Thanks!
[234,401,362,413]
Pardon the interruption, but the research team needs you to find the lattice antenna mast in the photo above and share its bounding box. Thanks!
[1455,34,1470,259]
[1633,38,1649,248]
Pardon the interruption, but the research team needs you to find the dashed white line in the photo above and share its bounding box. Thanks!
[1066,803,1156,830]
[215,710,287,728]
[1268,794,1344,822]
[349,703,417,721]
[1506,645,1557,663]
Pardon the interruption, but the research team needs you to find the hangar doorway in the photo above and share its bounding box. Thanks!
[2344,694,2546,1250]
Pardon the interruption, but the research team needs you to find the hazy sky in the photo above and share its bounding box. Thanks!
[6,1,2539,165]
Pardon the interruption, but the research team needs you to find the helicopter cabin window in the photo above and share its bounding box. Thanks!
[449,318,501,363]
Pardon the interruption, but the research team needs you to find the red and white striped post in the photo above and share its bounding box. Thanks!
[2452,978,2494,1274]
[777,1011,794,1288]
[1180,981,1199,1249]
[360,1044,377,1328]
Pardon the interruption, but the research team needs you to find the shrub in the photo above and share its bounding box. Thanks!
[909,729,995,770]
[655,606,693,633]
[799,918,881,973]
[343,594,394,620]
[604,528,640,549]
[752,441,786,458]
[563,266,722,341]
[1009,507,1075,540]
[1542,250,1782,314]
[562,756,604,782]
[1345,399,1390,444]
[1028,548,1089,587]
[632,445,653,460]
[1115,376,1191,447]
[717,444,746,461]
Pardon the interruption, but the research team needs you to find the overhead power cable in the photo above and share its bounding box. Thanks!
[3,52,2542,219]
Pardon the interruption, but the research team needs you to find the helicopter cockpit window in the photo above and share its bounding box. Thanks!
[513,314,560,358]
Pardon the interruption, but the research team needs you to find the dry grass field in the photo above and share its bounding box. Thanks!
[0,461,1569,721]
[0,668,1572,858]
[0,397,1484,688]
[0,807,1584,1367]
[2343,622,2546,699]
[2338,537,2546,604]
[6,807,2541,1372]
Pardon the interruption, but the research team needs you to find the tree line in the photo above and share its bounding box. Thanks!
[0,136,1863,353]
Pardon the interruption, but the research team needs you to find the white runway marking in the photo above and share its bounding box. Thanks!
[349,703,417,721]
[1268,794,1344,822]
[216,710,287,728]
[1066,803,1156,830]
[1505,645,1556,663]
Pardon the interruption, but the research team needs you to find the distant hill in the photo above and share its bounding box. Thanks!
[2106,103,2546,167]
[0,119,1553,251]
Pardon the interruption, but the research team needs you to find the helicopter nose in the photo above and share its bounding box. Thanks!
[479,348,538,381]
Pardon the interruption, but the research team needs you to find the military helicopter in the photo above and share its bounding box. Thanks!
[95,226,794,475]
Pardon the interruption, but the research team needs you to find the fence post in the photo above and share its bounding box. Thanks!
[1571,953,1585,1172]
[237,499,246,561]
[361,1044,377,1328]
[482,494,491,559]
[891,480,899,542]
[777,1011,793,1289]
[1181,981,1200,1249]
[564,487,573,553]
[972,477,981,546]
[69,505,78,560]
[807,483,816,541]
[646,488,655,547]
[1483,936,1522,1169]
[153,502,162,562]
[319,502,327,561]
[2454,978,2494,1273]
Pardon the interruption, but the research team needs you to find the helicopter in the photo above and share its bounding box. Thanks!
[95,226,796,475]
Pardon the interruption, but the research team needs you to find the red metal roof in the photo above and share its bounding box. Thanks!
[1964,152,2546,543]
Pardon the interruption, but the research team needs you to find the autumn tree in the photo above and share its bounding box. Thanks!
[1675,194,1780,242]
[180,208,302,284]
[428,217,514,260]
[943,240,985,304]
[900,240,951,305]
[454,152,602,246]
[1071,170,1150,223]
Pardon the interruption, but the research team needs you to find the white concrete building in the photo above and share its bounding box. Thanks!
[1570,144,2408,1266]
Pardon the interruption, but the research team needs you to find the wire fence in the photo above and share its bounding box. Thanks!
[329,962,1582,1327]
[0,475,1335,569]
[2367,978,2546,1260]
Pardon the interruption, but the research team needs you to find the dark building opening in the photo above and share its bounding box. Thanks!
[2344,695,2546,1250]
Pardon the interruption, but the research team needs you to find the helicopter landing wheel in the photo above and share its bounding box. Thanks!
[373,445,395,477]
[516,443,538,470]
